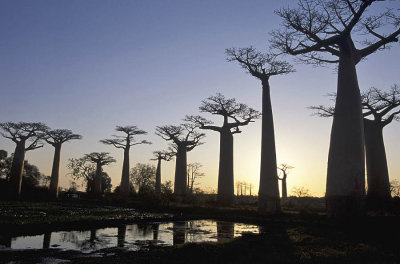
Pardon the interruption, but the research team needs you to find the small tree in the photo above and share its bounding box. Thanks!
[101,126,150,197]
[226,47,293,213]
[84,152,116,195]
[0,122,48,197]
[45,129,81,198]
[156,123,205,195]
[68,156,113,194]
[130,163,156,194]
[186,93,260,204]
[151,150,174,194]
[291,186,312,198]
[277,163,294,199]
[186,162,205,194]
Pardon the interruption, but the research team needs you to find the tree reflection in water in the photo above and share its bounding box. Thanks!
[217,221,234,242]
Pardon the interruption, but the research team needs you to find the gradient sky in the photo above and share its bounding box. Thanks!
[1,0,399,197]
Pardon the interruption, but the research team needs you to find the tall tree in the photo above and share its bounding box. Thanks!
[271,0,400,216]
[84,152,115,195]
[277,163,294,199]
[186,93,260,204]
[156,124,205,195]
[45,129,81,198]
[311,85,400,201]
[151,150,174,194]
[0,122,48,197]
[101,126,150,197]
[226,48,293,213]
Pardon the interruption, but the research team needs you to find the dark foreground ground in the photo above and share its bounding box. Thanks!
[0,199,399,264]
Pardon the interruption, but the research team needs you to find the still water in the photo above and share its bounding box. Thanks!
[0,220,259,252]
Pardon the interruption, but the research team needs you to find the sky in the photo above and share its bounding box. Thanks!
[0,0,399,197]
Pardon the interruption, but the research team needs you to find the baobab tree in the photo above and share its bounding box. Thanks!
[277,163,294,199]
[84,152,115,195]
[271,0,400,216]
[151,150,174,194]
[186,93,260,204]
[45,129,81,198]
[156,123,205,195]
[226,48,293,213]
[101,126,150,197]
[0,122,48,197]
[311,85,400,202]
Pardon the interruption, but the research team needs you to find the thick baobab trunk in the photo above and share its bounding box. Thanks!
[94,162,102,195]
[174,145,187,195]
[364,120,391,200]
[326,46,365,217]
[155,158,161,194]
[49,144,62,198]
[9,142,26,198]
[258,80,280,214]
[281,177,287,199]
[217,129,234,205]
[120,147,130,197]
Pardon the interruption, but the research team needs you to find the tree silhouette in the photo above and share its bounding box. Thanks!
[272,0,400,216]
[186,162,205,194]
[45,129,81,198]
[186,93,260,204]
[277,163,294,199]
[84,152,115,195]
[130,163,156,194]
[156,124,205,195]
[0,122,48,197]
[311,85,400,202]
[226,47,293,213]
[101,126,150,197]
[151,150,174,194]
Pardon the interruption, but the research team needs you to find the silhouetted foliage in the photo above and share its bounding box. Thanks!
[156,123,205,195]
[187,162,205,194]
[0,122,48,197]
[67,155,113,194]
[277,163,294,199]
[101,125,150,197]
[0,150,48,199]
[226,47,293,214]
[152,150,174,194]
[311,85,400,201]
[85,152,115,195]
[186,93,259,204]
[45,129,81,198]
[271,0,400,217]
[130,163,156,194]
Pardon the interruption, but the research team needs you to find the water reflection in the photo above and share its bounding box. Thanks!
[1,220,259,252]
[43,232,51,249]
[217,221,234,242]
[152,223,159,241]
[173,222,186,245]
[117,225,126,247]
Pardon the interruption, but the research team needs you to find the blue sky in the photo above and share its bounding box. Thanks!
[1,0,399,196]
